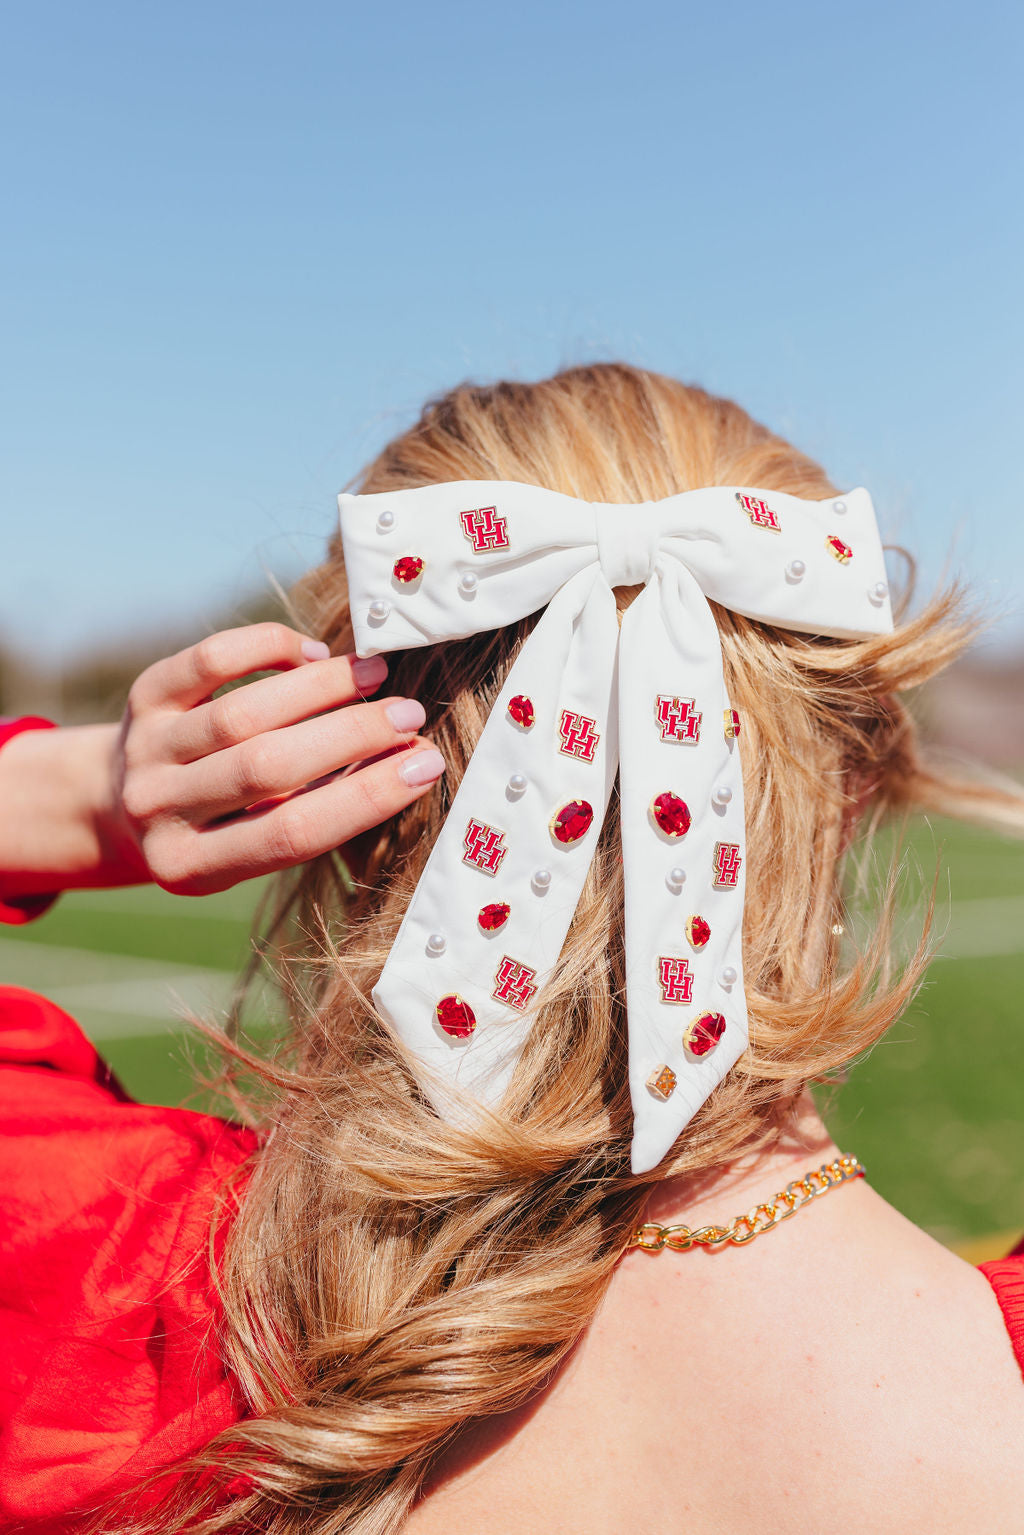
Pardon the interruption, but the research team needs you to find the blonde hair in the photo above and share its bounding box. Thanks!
[98,363,1015,1532]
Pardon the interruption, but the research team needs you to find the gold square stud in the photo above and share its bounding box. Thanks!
[646,1064,677,1100]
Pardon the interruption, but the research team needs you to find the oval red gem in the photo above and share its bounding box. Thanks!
[478,902,510,932]
[684,1011,726,1058]
[825,535,852,564]
[550,799,594,844]
[393,555,424,583]
[651,791,691,839]
[686,915,711,950]
[507,694,535,729]
[435,994,476,1038]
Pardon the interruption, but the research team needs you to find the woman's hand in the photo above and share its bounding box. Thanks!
[116,623,444,895]
[0,623,445,902]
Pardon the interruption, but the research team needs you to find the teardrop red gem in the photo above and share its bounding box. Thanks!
[507,694,535,729]
[478,902,510,932]
[687,915,711,950]
[435,994,476,1038]
[651,792,692,839]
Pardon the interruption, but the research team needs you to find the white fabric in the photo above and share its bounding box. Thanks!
[338,480,892,1174]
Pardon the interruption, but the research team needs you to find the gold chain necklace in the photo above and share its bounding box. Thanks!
[627,1153,866,1253]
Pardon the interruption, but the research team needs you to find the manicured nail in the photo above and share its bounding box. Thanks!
[352,655,388,688]
[387,698,427,733]
[301,639,331,661]
[399,749,445,786]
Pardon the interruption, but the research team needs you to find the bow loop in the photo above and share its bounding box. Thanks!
[595,501,660,588]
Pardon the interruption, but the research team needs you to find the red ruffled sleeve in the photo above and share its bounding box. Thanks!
[0,717,60,926]
[0,985,258,1526]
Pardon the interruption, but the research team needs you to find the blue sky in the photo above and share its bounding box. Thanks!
[2,0,1022,663]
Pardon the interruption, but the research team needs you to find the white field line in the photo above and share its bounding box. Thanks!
[930,895,1024,959]
[1,895,1022,1042]
[69,890,260,921]
[0,935,242,1038]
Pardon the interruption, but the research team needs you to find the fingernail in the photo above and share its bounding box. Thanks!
[387,698,427,733]
[301,639,331,661]
[352,655,388,688]
[399,749,445,786]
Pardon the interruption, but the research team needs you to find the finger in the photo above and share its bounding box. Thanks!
[171,696,431,822]
[130,623,332,712]
[154,745,446,894]
[168,652,389,763]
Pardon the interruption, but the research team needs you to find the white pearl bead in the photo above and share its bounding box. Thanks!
[507,772,528,795]
[869,580,889,605]
[376,509,396,531]
[718,965,738,988]
[712,785,733,807]
[666,867,686,893]
[426,933,447,956]
[786,558,806,583]
[458,572,478,595]
[368,599,391,621]
[833,499,847,515]
[532,868,552,892]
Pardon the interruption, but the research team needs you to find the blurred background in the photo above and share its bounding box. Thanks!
[1,0,1022,1254]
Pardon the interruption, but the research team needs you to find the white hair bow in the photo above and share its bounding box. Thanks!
[338,481,892,1174]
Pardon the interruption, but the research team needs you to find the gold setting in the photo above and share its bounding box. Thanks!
[712,840,742,888]
[682,1010,726,1058]
[548,799,594,845]
[654,694,702,744]
[685,915,710,950]
[492,955,538,1011]
[462,817,509,876]
[735,491,782,532]
[648,792,691,840]
[557,709,600,760]
[434,993,476,1038]
[826,534,853,564]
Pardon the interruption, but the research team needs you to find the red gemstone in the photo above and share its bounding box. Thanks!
[435,994,476,1038]
[686,915,711,950]
[651,791,691,839]
[550,799,594,844]
[685,1011,727,1058]
[507,694,535,729]
[478,902,510,932]
[826,535,852,564]
[393,555,424,583]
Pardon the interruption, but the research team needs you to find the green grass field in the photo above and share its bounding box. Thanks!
[3,817,1022,1254]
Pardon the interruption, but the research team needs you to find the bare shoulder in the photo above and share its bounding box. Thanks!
[601,1175,1024,1532]
[408,1153,1024,1535]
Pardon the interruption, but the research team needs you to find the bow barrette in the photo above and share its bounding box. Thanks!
[339,481,892,1174]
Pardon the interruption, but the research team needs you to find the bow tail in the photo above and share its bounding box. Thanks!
[618,571,749,1175]
[373,566,620,1123]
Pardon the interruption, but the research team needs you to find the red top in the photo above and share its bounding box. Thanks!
[0,711,258,1526]
[0,717,60,926]
[0,716,1020,1526]
[982,1244,1024,1368]
[0,986,257,1526]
